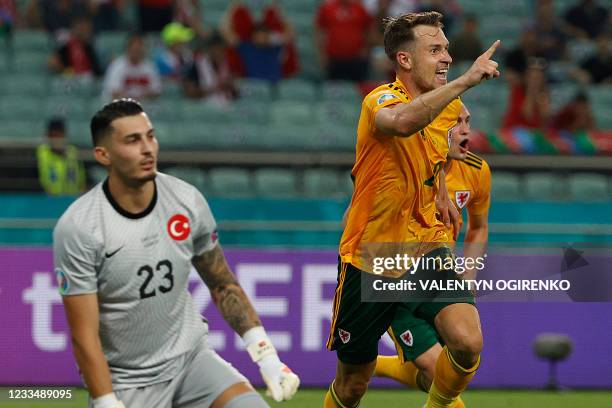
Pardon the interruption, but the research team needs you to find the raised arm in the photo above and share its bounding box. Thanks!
[375,40,501,136]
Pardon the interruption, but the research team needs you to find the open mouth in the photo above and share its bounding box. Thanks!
[459,138,469,153]
[435,67,448,82]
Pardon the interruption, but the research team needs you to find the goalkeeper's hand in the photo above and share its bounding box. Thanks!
[243,327,300,402]
[92,393,126,408]
[258,354,300,402]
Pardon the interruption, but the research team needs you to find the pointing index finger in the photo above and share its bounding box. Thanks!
[482,39,500,59]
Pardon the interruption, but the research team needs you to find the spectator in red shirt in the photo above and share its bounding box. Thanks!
[502,58,550,130]
[137,0,173,33]
[48,16,103,78]
[551,91,595,132]
[315,0,374,81]
[0,0,16,46]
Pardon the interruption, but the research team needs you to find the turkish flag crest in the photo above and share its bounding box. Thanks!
[338,328,351,344]
[167,214,191,241]
[455,190,471,209]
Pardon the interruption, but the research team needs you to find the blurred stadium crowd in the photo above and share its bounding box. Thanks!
[0,0,610,197]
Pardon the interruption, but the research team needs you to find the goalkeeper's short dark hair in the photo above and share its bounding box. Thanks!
[91,98,144,146]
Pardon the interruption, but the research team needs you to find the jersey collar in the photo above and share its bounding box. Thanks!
[103,178,158,219]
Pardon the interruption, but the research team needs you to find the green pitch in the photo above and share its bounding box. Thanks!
[1,388,612,407]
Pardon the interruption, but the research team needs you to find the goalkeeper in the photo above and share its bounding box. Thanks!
[54,99,299,408]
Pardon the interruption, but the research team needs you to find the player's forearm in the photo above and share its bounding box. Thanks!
[194,246,262,336]
[394,78,470,136]
[71,335,113,398]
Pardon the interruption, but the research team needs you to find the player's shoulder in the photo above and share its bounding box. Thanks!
[461,151,490,174]
[54,183,104,238]
[363,81,406,108]
[156,172,207,204]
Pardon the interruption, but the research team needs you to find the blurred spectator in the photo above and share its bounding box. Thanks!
[504,28,542,85]
[222,20,290,82]
[418,0,462,35]
[564,0,609,40]
[315,0,374,81]
[223,1,298,79]
[48,16,103,78]
[102,33,162,100]
[39,0,89,41]
[367,0,419,81]
[154,22,194,80]
[503,58,550,129]
[175,0,207,37]
[37,118,86,196]
[529,0,568,61]
[0,0,16,46]
[363,0,418,18]
[575,35,612,84]
[261,2,299,78]
[91,0,123,32]
[449,14,483,63]
[551,91,595,132]
[137,0,173,33]
[182,33,236,106]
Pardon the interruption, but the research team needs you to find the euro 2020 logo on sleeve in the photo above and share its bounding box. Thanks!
[55,268,69,295]
[377,93,398,105]
[167,214,191,241]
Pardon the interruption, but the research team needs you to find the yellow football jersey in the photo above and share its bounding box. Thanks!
[340,78,462,272]
[445,151,491,242]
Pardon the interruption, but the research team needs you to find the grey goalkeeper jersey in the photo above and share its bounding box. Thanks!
[53,173,218,389]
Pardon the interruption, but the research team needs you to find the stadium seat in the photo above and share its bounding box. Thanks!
[315,101,360,127]
[43,96,93,122]
[282,0,319,13]
[49,77,100,98]
[3,74,47,96]
[254,168,297,197]
[181,101,234,124]
[97,32,127,65]
[260,123,316,151]
[0,120,41,141]
[164,166,208,193]
[588,86,612,129]
[277,79,318,102]
[291,12,315,37]
[524,172,565,200]
[568,173,608,201]
[237,78,273,102]
[0,97,43,121]
[270,101,313,125]
[11,50,47,74]
[491,172,521,200]
[13,30,50,52]
[340,170,354,196]
[312,123,356,151]
[141,99,182,123]
[67,121,93,147]
[208,167,253,197]
[303,168,341,197]
[321,81,361,102]
[549,83,579,113]
[296,36,322,80]
[233,102,271,125]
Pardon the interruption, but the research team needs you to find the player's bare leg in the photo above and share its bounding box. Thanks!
[325,360,376,407]
[426,304,482,407]
[210,382,268,408]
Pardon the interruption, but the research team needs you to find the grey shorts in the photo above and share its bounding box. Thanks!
[90,338,249,408]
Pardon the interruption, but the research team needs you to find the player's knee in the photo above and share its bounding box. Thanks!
[335,377,369,403]
[222,391,270,408]
[447,332,483,368]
